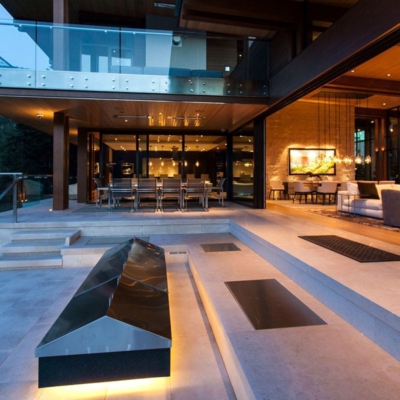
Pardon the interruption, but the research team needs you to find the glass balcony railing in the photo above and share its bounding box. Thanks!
[0,19,268,97]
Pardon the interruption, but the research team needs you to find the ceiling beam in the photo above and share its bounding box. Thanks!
[325,75,400,96]
[261,0,400,116]
[181,10,294,32]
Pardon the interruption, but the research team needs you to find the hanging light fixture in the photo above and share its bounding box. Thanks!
[148,145,153,167]
[195,146,200,167]
[343,93,353,164]
[354,154,363,164]
[160,146,164,167]
[364,97,372,165]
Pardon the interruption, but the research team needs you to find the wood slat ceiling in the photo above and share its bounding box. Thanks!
[0,96,267,141]
[312,44,400,110]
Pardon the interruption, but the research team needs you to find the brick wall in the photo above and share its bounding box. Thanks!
[266,100,355,194]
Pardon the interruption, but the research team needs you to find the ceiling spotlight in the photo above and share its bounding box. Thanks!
[37,114,44,119]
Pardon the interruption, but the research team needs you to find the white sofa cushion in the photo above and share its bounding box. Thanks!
[347,181,359,195]
[376,183,400,199]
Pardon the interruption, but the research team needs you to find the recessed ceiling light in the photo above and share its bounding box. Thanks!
[37,114,44,119]
[351,69,355,73]
[383,102,387,106]
[387,73,391,77]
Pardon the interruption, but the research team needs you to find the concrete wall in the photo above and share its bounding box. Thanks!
[266,100,355,193]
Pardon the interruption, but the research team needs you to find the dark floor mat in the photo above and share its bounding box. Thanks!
[201,243,241,252]
[299,235,400,263]
[225,279,326,330]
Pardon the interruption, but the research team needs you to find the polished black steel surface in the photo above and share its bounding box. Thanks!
[123,238,168,292]
[225,279,326,330]
[38,348,171,388]
[107,275,171,339]
[200,243,241,252]
[75,240,133,296]
[35,237,171,386]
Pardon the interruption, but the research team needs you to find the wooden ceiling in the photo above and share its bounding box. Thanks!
[0,96,266,141]
[312,44,400,110]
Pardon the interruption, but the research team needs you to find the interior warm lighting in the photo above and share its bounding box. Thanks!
[42,377,168,399]
[387,73,391,77]
[37,114,44,119]
[365,155,372,164]
[351,69,355,73]
[113,115,153,119]
[354,155,362,164]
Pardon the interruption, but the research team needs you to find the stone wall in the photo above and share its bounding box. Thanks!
[266,100,355,193]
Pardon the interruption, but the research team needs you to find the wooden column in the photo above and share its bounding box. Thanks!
[77,128,89,203]
[53,112,69,210]
[253,117,266,209]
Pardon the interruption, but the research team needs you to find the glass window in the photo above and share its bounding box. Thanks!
[184,135,226,184]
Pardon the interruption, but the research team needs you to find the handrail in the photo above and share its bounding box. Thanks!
[0,173,23,223]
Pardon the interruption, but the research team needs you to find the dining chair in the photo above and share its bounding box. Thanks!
[182,178,207,210]
[316,182,338,205]
[109,178,134,210]
[209,178,226,206]
[292,181,313,204]
[134,178,158,211]
[269,180,285,200]
[159,178,182,211]
[92,178,109,208]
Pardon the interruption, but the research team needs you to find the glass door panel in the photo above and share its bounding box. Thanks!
[148,134,182,178]
[102,134,137,182]
[233,134,254,205]
[184,135,226,185]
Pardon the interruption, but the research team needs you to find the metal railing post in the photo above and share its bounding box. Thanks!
[12,173,18,223]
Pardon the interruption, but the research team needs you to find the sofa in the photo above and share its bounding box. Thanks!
[337,181,400,219]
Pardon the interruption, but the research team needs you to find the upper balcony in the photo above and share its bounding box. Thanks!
[0,19,268,98]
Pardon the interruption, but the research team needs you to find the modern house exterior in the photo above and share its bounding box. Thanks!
[0,0,399,210]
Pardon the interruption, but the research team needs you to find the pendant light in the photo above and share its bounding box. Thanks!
[195,146,200,167]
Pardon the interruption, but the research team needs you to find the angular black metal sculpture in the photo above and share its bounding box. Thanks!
[35,237,171,388]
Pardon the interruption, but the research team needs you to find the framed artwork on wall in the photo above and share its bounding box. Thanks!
[288,148,336,175]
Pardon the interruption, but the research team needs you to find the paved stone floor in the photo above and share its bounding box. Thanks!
[1,199,400,399]
[0,261,235,399]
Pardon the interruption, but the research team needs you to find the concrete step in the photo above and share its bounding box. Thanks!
[0,241,65,254]
[10,229,81,246]
[0,254,62,270]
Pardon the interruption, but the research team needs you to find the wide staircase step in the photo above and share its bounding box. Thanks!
[1,241,66,254]
[0,229,81,270]
[0,254,63,270]
[10,229,80,245]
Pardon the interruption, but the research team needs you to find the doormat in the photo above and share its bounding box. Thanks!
[299,235,400,263]
[225,279,326,330]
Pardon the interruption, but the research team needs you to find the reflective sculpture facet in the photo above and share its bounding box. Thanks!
[35,238,171,388]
